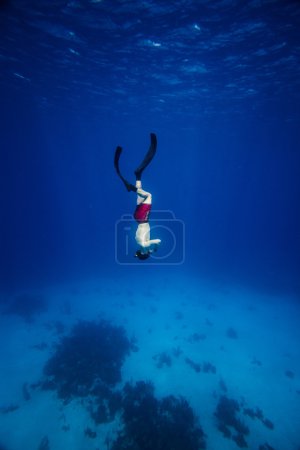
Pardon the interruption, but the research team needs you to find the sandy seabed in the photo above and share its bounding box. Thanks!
[0,273,299,450]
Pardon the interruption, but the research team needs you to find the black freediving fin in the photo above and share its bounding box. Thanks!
[134,133,157,180]
[114,146,123,177]
[114,146,137,192]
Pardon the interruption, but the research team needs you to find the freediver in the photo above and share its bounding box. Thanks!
[114,133,161,260]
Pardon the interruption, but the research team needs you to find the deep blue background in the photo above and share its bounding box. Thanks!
[0,0,299,295]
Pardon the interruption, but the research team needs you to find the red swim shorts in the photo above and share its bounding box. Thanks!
[134,203,151,223]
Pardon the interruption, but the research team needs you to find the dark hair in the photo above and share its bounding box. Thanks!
[135,250,150,260]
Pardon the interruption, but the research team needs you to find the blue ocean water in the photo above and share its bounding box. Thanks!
[0,1,300,449]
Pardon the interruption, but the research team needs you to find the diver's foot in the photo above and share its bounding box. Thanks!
[134,169,142,180]
[124,181,137,192]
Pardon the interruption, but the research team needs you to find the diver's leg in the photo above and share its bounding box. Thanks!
[137,188,152,205]
[135,180,152,205]
[134,133,157,180]
[114,146,137,192]
[136,180,142,204]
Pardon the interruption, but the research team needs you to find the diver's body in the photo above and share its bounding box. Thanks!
[114,133,161,260]
[134,179,161,255]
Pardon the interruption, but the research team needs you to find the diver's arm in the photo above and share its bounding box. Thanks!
[142,239,161,251]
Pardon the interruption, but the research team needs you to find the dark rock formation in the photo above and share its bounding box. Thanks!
[232,433,248,448]
[84,427,97,439]
[215,396,249,445]
[0,404,19,414]
[188,332,206,343]
[22,382,31,401]
[111,381,206,450]
[243,405,274,430]
[2,293,47,323]
[185,357,201,373]
[90,383,122,424]
[262,418,274,430]
[226,327,238,339]
[42,320,133,401]
[153,351,172,368]
[202,361,216,374]
[259,444,275,450]
[37,436,49,450]
[285,370,295,379]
